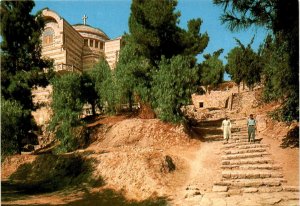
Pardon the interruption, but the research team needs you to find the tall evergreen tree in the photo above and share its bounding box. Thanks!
[115,42,152,111]
[1,0,52,155]
[128,0,209,65]
[226,38,262,92]
[116,0,209,122]
[225,47,245,92]
[1,0,52,109]
[200,49,224,93]
[234,38,262,90]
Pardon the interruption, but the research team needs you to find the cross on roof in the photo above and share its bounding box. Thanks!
[82,14,88,25]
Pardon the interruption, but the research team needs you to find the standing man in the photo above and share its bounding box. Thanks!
[247,114,257,143]
[222,116,232,142]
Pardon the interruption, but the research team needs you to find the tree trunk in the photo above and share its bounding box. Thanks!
[136,96,156,119]
[128,92,133,112]
[91,103,96,116]
[238,83,240,93]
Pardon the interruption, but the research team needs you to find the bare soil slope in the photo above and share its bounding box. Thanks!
[2,84,299,205]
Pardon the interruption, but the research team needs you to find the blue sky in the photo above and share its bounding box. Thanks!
[32,0,269,79]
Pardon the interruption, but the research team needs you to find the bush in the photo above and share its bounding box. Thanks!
[49,73,85,153]
[89,59,117,114]
[152,55,198,123]
[1,99,32,157]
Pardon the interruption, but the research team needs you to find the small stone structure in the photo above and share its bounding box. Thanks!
[192,90,236,110]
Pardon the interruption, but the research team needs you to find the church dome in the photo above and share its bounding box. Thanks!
[72,24,110,41]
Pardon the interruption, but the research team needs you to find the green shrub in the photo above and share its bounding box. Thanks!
[1,99,32,157]
[152,56,198,123]
[49,73,85,153]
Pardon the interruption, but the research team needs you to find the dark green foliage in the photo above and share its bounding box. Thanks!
[89,59,117,113]
[128,0,209,65]
[114,0,208,122]
[260,35,298,121]
[1,99,32,157]
[214,0,298,120]
[1,0,53,110]
[1,0,53,154]
[226,38,262,91]
[213,0,274,31]
[200,49,224,92]
[81,72,99,115]
[49,73,84,153]
[152,56,198,123]
[115,42,152,109]
[234,38,262,90]
[226,47,245,90]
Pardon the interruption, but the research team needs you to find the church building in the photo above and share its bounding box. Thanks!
[41,9,121,72]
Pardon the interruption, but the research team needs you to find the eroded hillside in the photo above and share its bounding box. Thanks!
[2,83,299,205]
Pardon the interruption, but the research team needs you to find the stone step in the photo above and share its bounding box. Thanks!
[222,170,283,179]
[221,164,281,170]
[223,141,262,146]
[244,186,285,193]
[222,157,274,165]
[237,144,270,149]
[215,177,286,188]
[228,186,292,193]
[282,186,300,192]
[231,135,248,138]
[222,152,270,160]
[222,143,269,149]
[232,127,247,129]
[224,147,267,155]
[231,129,248,136]
[228,139,249,143]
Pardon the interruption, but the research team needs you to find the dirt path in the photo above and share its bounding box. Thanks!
[170,122,224,204]
[171,118,299,206]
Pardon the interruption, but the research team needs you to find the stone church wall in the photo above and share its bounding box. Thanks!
[105,37,121,69]
[63,21,84,71]
[41,9,121,72]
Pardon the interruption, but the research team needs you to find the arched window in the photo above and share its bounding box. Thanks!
[43,28,54,45]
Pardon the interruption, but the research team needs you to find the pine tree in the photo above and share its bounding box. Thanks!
[226,38,262,92]
[115,42,152,111]
[115,0,209,122]
[200,49,224,93]
[1,0,52,109]
[0,0,53,155]
[128,0,209,65]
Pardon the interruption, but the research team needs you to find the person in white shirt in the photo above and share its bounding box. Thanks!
[247,114,257,143]
[222,116,231,142]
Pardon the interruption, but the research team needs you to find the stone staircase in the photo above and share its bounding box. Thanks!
[212,118,299,195]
